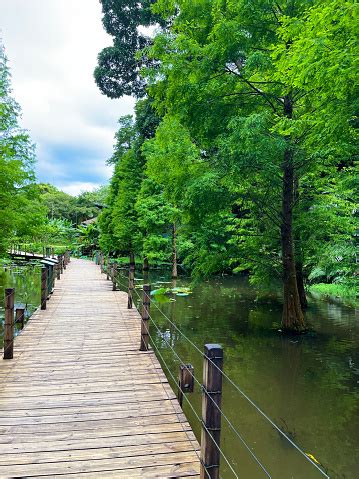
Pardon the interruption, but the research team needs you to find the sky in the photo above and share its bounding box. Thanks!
[0,0,135,195]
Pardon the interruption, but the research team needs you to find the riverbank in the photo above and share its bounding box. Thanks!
[308,283,358,308]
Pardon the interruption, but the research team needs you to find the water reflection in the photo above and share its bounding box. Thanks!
[0,264,41,346]
[136,272,358,479]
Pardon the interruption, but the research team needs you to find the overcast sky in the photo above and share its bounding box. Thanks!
[0,0,135,195]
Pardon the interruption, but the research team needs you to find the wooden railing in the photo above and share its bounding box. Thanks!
[94,250,331,479]
[94,251,224,479]
[2,251,71,358]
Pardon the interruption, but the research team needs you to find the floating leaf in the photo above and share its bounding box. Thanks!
[153,294,172,303]
[151,287,170,296]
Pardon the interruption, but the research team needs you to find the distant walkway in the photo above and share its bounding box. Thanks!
[0,259,200,477]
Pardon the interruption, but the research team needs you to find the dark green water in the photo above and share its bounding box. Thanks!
[0,264,41,346]
[128,272,358,479]
[1,266,358,478]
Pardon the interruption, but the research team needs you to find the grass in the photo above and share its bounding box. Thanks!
[309,283,358,308]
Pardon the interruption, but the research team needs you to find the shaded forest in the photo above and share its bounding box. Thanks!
[93,0,358,331]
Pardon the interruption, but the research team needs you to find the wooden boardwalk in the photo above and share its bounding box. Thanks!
[0,259,200,478]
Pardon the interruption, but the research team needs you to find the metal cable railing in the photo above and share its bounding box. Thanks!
[141,295,271,478]
[105,261,331,479]
[113,269,271,476]
[144,288,330,477]
[146,324,237,479]
[2,255,69,360]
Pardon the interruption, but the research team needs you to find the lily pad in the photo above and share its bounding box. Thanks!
[153,294,172,304]
[151,287,170,296]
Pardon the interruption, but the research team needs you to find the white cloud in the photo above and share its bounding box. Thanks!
[60,181,103,196]
[0,0,135,192]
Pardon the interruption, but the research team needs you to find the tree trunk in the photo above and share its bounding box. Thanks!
[293,174,308,310]
[281,96,305,332]
[296,260,308,310]
[172,222,178,279]
[129,252,135,267]
[281,157,305,331]
[143,256,149,271]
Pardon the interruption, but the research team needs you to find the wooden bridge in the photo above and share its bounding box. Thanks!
[0,259,200,477]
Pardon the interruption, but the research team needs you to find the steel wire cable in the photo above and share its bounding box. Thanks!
[135,286,330,478]
[141,327,210,479]
[106,267,328,478]
[146,310,272,478]
[145,323,239,479]
[130,287,268,475]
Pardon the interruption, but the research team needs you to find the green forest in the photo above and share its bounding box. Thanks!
[94,0,358,332]
[1,0,358,334]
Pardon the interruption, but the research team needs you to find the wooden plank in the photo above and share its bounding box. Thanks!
[0,258,199,475]
[0,422,194,445]
[0,440,199,466]
[0,396,179,417]
[0,430,197,455]
[0,451,200,477]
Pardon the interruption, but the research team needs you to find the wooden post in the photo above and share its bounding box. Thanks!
[200,344,223,479]
[177,364,194,407]
[41,267,48,310]
[56,261,61,280]
[106,255,110,280]
[45,247,51,257]
[140,284,151,351]
[51,247,55,258]
[128,253,135,309]
[4,288,15,359]
[59,254,63,275]
[16,308,25,330]
[51,264,55,292]
[112,262,118,291]
[63,253,66,270]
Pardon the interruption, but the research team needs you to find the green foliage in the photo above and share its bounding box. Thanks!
[97,98,166,257]
[0,43,46,254]
[108,115,137,165]
[143,116,204,205]
[37,183,107,225]
[42,218,77,246]
[135,178,176,261]
[95,0,357,314]
[309,283,358,308]
[77,223,100,247]
[111,149,144,252]
[94,0,164,98]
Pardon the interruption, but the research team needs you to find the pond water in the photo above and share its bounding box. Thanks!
[0,265,357,478]
[126,272,358,479]
[0,264,41,347]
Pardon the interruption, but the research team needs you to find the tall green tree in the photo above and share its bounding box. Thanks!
[0,43,42,254]
[94,0,165,98]
[144,0,357,330]
[135,178,176,264]
[98,99,161,257]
